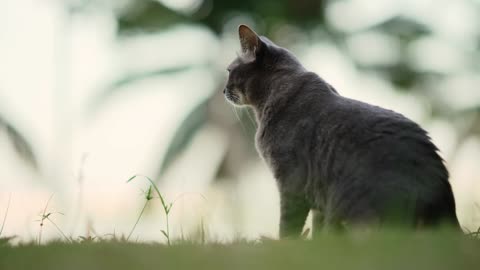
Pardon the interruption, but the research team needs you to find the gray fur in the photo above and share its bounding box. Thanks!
[225,25,459,238]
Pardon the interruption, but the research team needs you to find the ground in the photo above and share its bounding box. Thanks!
[1,230,479,270]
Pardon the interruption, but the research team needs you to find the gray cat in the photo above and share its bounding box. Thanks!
[224,25,459,238]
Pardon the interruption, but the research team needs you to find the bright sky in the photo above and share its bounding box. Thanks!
[0,0,479,243]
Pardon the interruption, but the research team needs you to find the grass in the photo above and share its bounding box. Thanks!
[1,176,479,269]
[127,175,174,245]
[0,230,479,270]
[35,194,71,244]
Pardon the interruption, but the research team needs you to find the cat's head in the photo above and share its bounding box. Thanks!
[224,25,302,107]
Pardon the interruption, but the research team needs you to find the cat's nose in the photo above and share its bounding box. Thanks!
[223,88,227,94]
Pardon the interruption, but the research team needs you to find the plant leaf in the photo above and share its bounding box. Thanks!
[154,98,209,180]
[126,175,138,183]
[0,116,38,169]
[88,66,194,115]
[110,67,194,90]
[115,0,326,35]
[116,0,189,34]
[126,175,168,210]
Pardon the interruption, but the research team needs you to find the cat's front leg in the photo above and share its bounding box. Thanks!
[279,192,310,239]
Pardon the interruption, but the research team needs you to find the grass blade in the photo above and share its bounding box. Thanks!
[0,193,12,237]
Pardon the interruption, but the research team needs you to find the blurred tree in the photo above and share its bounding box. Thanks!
[89,0,480,183]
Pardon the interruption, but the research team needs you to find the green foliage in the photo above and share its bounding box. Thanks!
[117,0,327,34]
[117,0,189,34]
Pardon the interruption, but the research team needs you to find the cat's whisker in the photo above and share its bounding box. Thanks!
[245,108,257,129]
[232,106,248,136]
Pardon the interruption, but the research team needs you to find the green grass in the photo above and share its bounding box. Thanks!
[1,231,479,270]
[2,179,479,269]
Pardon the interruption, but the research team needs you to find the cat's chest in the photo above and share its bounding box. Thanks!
[254,121,298,176]
[254,124,273,166]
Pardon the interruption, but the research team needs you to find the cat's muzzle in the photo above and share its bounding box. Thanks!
[224,87,241,105]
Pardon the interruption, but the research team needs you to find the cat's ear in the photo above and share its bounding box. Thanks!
[238,25,260,59]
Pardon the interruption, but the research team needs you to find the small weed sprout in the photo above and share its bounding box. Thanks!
[127,175,174,245]
[36,194,71,244]
[78,235,96,243]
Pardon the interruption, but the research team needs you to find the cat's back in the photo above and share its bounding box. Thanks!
[318,96,458,226]
[261,72,450,189]
[328,95,438,158]
[312,92,447,178]
[259,71,446,176]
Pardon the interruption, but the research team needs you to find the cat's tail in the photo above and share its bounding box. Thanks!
[416,183,461,230]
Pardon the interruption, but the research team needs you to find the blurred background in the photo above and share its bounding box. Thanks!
[0,0,479,243]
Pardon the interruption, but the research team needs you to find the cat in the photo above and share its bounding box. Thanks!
[224,25,460,238]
